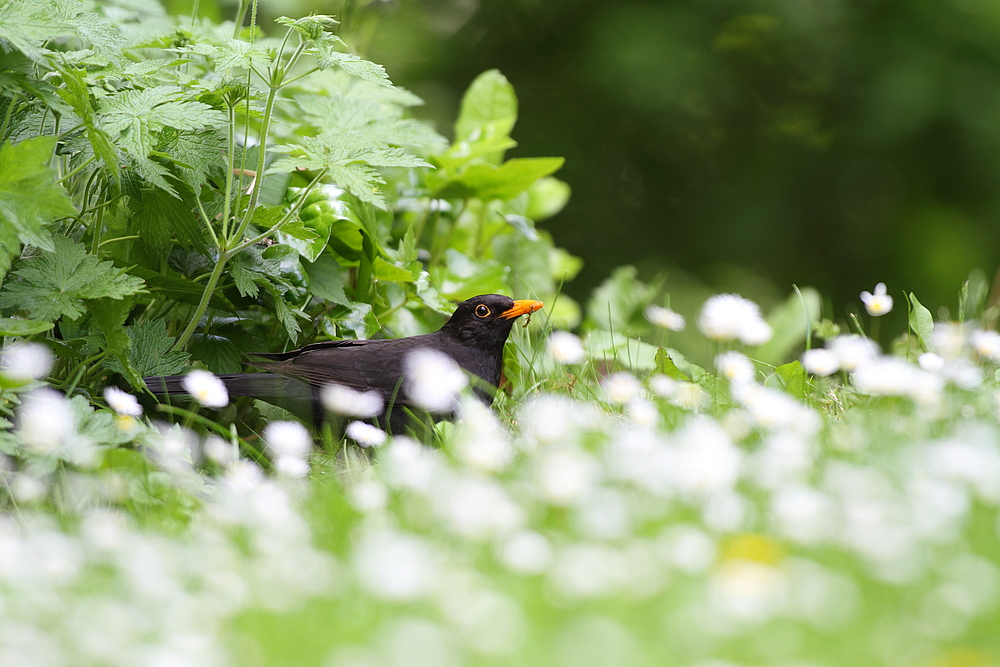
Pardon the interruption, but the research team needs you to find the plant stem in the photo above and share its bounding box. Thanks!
[172,249,230,352]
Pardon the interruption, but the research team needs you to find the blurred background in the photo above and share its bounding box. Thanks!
[177,0,1000,323]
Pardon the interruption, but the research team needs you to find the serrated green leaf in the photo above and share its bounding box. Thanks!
[0,137,76,254]
[214,38,272,70]
[104,320,190,384]
[909,292,934,350]
[0,235,145,322]
[0,1,72,63]
[131,188,207,250]
[314,51,392,87]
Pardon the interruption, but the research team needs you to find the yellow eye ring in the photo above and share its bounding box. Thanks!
[475,304,491,318]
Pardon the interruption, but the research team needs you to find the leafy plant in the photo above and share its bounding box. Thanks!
[0,0,575,419]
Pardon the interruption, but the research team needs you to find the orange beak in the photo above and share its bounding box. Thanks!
[499,299,544,320]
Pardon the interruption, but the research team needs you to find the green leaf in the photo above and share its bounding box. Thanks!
[335,302,379,340]
[104,320,190,386]
[772,361,808,400]
[430,250,510,301]
[654,346,690,381]
[190,333,243,374]
[89,296,141,388]
[525,177,571,221]
[278,218,326,263]
[131,188,207,251]
[0,235,146,322]
[129,267,235,312]
[0,1,72,63]
[0,317,54,336]
[433,158,565,201]
[314,51,392,87]
[586,266,658,332]
[755,287,822,366]
[0,137,76,255]
[303,253,349,305]
[373,257,416,283]
[213,39,273,70]
[908,292,934,350]
[454,70,518,149]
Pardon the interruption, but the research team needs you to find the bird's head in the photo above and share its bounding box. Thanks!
[440,294,544,349]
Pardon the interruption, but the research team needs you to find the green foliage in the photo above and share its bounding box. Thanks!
[0,0,578,429]
[0,136,76,278]
[0,235,144,321]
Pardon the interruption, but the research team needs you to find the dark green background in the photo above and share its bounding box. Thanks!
[230,0,1000,319]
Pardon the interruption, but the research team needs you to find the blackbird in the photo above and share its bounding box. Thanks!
[144,294,543,431]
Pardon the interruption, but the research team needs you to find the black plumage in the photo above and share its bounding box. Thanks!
[144,294,543,431]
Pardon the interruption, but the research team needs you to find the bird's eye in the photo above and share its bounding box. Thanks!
[475,304,491,318]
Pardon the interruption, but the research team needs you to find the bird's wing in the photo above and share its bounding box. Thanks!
[248,335,439,398]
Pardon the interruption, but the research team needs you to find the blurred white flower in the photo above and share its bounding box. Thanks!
[535,448,598,505]
[497,530,554,574]
[601,372,641,404]
[971,329,1000,363]
[352,528,438,601]
[852,357,943,405]
[203,435,237,466]
[404,348,468,412]
[10,473,47,503]
[321,383,384,418]
[627,398,659,427]
[274,456,309,479]
[827,334,879,371]
[649,375,707,410]
[771,486,836,544]
[699,293,773,345]
[346,421,387,447]
[0,342,53,382]
[547,330,586,365]
[455,398,514,472]
[801,348,840,376]
[669,417,742,497]
[933,322,970,359]
[658,525,716,574]
[549,543,627,599]
[520,394,601,446]
[710,560,787,623]
[149,424,197,472]
[264,421,312,478]
[181,369,229,408]
[644,304,685,331]
[918,352,946,373]
[263,421,312,459]
[716,351,755,386]
[737,384,820,435]
[103,386,142,417]
[17,388,74,455]
[381,436,441,492]
[434,475,524,539]
[348,480,388,513]
[860,282,893,316]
